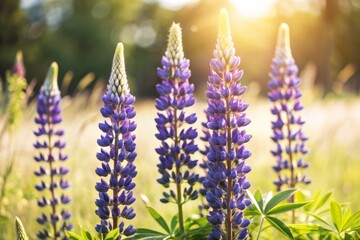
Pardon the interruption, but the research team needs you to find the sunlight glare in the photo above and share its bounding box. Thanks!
[230,0,277,18]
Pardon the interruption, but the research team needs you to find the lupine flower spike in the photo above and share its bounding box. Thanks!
[34,62,72,239]
[6,50,27,130]
[268,23,310,192]
[95,43,137,237]
[203,9,252,240]
[155,22,199,234]
[15,217,29,240]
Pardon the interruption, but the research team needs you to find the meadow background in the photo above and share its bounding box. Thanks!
[1,0,360,239]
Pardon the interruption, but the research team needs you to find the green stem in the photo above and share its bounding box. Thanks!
[113,103,122,231]
[256,217,265,240]
[47,113,57,240]
[174,105,185,236]
[225,67,233,239]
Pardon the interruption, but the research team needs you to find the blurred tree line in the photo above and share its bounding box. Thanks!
[1,0,360,98]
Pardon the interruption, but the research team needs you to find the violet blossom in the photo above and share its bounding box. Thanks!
[268,23,310,191]
[202,9,252,240]
[95,43,137,237]
[34,62,72,240]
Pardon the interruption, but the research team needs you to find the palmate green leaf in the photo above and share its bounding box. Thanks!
[304,191,321,212]
[344,233,358,240]
[254,189,264,212]
[342,210,360,231]
[105,228,119,240]
[343,208,352,227]
[289,223,333,235]
[130,228,169,239]
[180,215,212,240]
[330,199,343,232]
[145,206,171,234]
[244,206,262,218]
[65,230,83,240]
[314,191,333,211]
[81,229,96,240]
[265,216,294,239]
[306,211,334,230]
[267,202,310,215]
[246,190,263,214]
[264,189,296,214]
[181,227,213,240]
[170,214,178,232]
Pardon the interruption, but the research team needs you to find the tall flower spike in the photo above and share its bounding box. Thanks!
[95,43,137,237]
[268,23,310,192]
[12,51,26,78]
[155,22,199,235]
[34,62,72,240]
[6,50,27,130]
[15,217,29,240]
[203,9,252,240]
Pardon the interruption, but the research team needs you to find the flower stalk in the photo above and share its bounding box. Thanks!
[268,23,311,193]
[155,23,199,236]
[202,9,252,240]
[34,62,72,239]
[95,43,137,238]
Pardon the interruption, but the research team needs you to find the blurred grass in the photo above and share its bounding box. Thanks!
[1,90,360,239]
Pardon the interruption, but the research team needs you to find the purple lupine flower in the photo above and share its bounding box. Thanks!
[268,23,310,191]
[202,9,252,240]
[95,43,137,237]
[34,62,72,240]
[155,22,199,233]
[199,112,211,216]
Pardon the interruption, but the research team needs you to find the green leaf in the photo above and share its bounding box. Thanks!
[81,229,96,240]
[343,208,352,226]
[264,189,296,214]
[170,214,178,232]
[304,191,321,212]
[105,228,119,240]
[306,212,334,229]
[267,202,310,215]
[246,190,262,214]
[244,205,262,218]
[288,223,333,234]
[254,189,264,212]
[314,191,333,211]
[330,199,343,232]
[265,216,294,239]
[129,234,167,240]
[65,230,83,240]
[146,206,171,234]
[342,210,360,231]
[135,228,167,235]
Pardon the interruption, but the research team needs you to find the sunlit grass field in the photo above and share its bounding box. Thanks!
[1,90,360,239]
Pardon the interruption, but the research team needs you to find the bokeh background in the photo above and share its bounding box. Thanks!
[1,0,360,239]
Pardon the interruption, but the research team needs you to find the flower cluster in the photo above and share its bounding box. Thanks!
[268,23,310,191]
[202,9,252,240]
[95,43,137,237]
[33,62,72,239]
[155,22,199,232]
[6,50,27,130]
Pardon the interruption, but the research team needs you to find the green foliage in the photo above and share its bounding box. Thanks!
[65,228,119,240]
[0,160,14,216]
[246,189,309,239]
[288,192,360,239]
[131,206,212,240]
[4,70,27,131]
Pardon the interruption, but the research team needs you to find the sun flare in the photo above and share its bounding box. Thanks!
[230,0,277,18]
